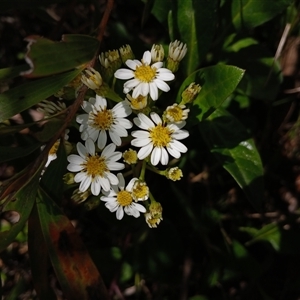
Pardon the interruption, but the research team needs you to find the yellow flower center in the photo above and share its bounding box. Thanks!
[84,155,108,178]
[166,106,183,122]
[149,124,172,147]
[117,190,133,206]
[134,65,156,82]
[132,182,149,200]
[131,95,147,110]
[123,149,138,164]
[49,140,60,155]
[91,109,113,130]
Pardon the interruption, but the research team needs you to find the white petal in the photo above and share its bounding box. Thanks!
[97,130,107,149]
[131,130,150,138]
[115,69,134,80]
[149,82,158,100]
[111,124,128,137]
[100,176,110,191]
[117,173,125,190]
[156,69,175,81]
[125,59,141,70]
[124,78,140,89]
[114,118,132,129]
[131,137,151,147]
[116,206,124,220]
[171,140,188,153]
[150,112,162,125]
[137,113,155,129]
[67,154,84,164]
[142,51,151,65]
[79,175,91,192]
[138,144,153,160]
[67,163,83,172]
[109,130,121,146]
[91,180,101,196]
[153,79,170,92]
[152,62,163,69]
[74,172,87,182]
[107,172,119,185]
[151,146,161,166]
[166,145,181,158]
[76,114,89,125]
[107,162,125,171]
[77,142,88,158]
[102,143,116,158]
[132,202,146,213]
[160,147,169,165]
[126,178,138,191]
[171,129,189,140]
[95,95,107,109]
[85,139,95,155]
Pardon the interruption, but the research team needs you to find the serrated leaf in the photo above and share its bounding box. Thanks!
[240,223,281,251]
[173,0,217,75]
[0,166,42,253]
[0,69,81,123]
[177,65,244,124]
[0,142,41,163]
[232,0,291,29]
[36,188,109,300]
[23,34,99,77]
[199,108,264,211]
[0,65,30,81]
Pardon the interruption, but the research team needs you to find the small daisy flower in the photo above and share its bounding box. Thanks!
[166,167,183,181]
[145,202,163,228]
[119,44,134,64]
[76,95,132,149]
[126,93,148,110]
[166,40,187,72]
[132,180,149,201]
[44,140,60,168]
[81,67,103,90]
[181,82,201,104]
[123,148,138,165]
[114,50,174,101]
[37,99,66,117]
[101,173,146,220]
[151,44,164,62]
[131,112,189,166]
[67,139,124,196]
[71,188,90,204]
[163,103,190,123]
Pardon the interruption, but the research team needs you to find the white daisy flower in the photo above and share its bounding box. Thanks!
[67,139,124,196]
[101,173,146,220]
[76,95,132,149]
[131,112,189,166]
[114,50,175,101]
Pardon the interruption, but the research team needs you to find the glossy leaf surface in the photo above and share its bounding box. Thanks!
[36,188,109,300]
[0,69,81,122]
[199,108,264,211]
[177,65,244,124]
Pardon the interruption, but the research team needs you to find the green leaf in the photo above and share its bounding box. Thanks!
[199,108,264,211]
[240,223,281,251]
[0,69,81,123]
[28,204,57,300]
[36,188,109,300]
[173,0,218,75]
[0,65,30,81]
[232,0,292,30]
[0,142,41,163]
[151,0,172,23]
[177,65,244,124]
[0,166,42,252]
[226,44,283,101]
[23,35,99,77]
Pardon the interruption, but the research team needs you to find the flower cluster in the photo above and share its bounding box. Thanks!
[42,40,201,228]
